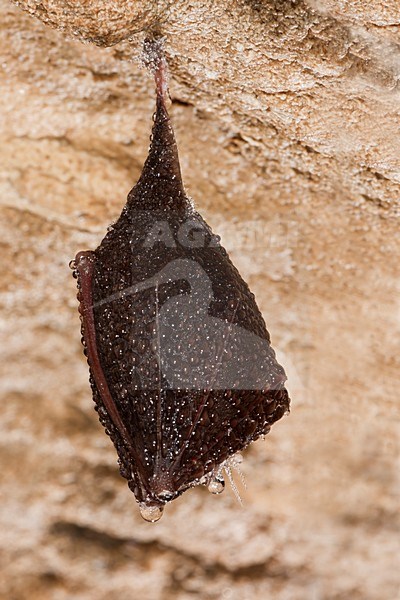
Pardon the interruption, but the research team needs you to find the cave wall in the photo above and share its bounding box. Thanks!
[1,1,399,598]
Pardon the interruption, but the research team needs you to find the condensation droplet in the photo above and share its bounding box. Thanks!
[232,452,243,465]
[208,476,225,495]
[139,503,164,522]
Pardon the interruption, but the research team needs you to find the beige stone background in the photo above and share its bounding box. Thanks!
[1,0,399,598]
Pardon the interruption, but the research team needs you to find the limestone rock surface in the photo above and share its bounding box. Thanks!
[1,1,399,599]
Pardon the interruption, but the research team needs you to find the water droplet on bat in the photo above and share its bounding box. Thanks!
[139,504,164,523]
[208,476,225,495]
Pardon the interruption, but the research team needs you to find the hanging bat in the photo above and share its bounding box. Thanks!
[71,39,290,522]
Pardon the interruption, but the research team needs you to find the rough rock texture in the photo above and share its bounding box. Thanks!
[1,1,399,599]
